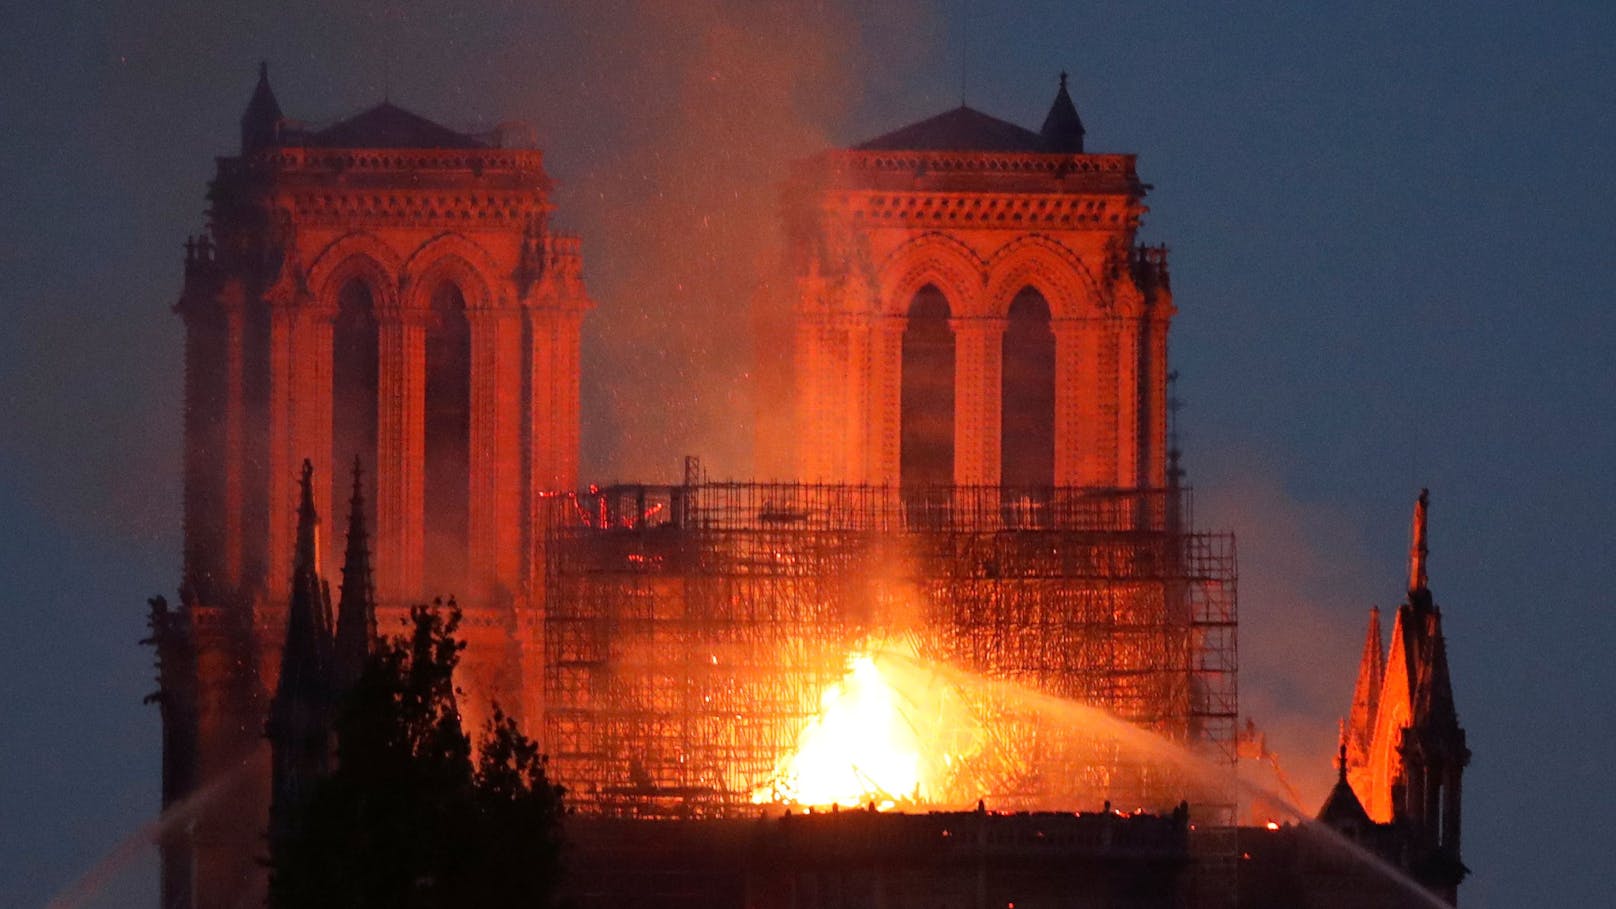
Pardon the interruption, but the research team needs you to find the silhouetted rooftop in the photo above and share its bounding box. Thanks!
[854,106,1049,153]
[1040,73,1085,153]
[1316,776,1374,830]
[306,102,486,149]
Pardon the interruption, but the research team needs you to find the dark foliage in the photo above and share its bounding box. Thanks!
[270,600,565,908]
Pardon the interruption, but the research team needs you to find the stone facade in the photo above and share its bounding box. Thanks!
[782,85,1173,499]
[162,64,589,908]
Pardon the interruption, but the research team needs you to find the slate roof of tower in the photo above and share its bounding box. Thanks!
[1317,775,1374,829]
[854,105,1050,153]
[1039,74,1085,152]
[243,62,283,126]
[307,102,486,149]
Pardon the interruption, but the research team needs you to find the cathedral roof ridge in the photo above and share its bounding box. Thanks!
[303,99,488,150]
[853,74,1089,155]
[853,104,1049,153]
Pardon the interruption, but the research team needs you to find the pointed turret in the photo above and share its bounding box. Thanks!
[1039,71,1085,153]
[281,458,333,676]
[1413,612,1459,733]
[334,457,376,694]
[1318,725,1373,833]
[241,61,284,153]
[1345,606,1384,772]
[267,459,335,841]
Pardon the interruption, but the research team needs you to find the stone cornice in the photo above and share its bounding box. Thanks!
[805,150,1146,198]
[222,146,550,184]
[830,149,1136,177]
[279,188,548,231]
[833,190,1145,232]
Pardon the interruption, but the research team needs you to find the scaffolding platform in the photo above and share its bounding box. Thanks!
[539,483,1236,823]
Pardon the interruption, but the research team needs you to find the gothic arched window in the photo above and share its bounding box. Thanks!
[332,275,379,532]
[901,285,954,516]
[1001,287,1055,503]
[424,280,471,595]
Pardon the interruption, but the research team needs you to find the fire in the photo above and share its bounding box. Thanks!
[753,651,926,809]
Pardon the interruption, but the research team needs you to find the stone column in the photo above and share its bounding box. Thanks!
[867,316,904,487]
[820,323,850,480]
[1052,319,1083,488]
[793,316,838,482]
[1081,320,1112,487]
[952,318,1005,487]
[527,306,582,592]
[1142,316,1171,490]
[527,307,585,495]
[1115,319,1142,489]
[179,300,222,601]
[841,315,872,485]
[468,305,524,597]
[553,310,583,493]
[376,305,427,603]
[265,301,297,600]
[218,287,247,591]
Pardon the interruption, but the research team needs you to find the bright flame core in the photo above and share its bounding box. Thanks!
[754,652,929,809]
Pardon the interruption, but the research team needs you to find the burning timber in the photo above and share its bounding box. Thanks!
[540,481,1237,821]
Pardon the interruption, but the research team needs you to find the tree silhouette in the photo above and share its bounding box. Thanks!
[270,600,564,908]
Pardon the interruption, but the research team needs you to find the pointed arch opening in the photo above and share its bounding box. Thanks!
[424,281,471,595]
[1001,287,1054,515]
[900,285,954,517]
[332,277,379,536]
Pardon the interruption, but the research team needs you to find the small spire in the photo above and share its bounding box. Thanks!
[1040,70,1085,153]
[294,459,320,579]
[334,456,377,693]
[1336,719,1349,783]
[1345,606,1384,770]
[269,459,336,842]
[1408,488,1430,595]
[241,60,285,153]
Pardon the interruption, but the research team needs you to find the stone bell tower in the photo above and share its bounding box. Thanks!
[782,75,1173,507]
[154,63,590,908]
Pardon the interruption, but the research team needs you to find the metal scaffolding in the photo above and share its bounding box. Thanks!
[540,482,1236,821]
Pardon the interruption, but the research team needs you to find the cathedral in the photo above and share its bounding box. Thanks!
[148,64,1468,908]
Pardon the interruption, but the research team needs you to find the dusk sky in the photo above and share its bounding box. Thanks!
[3,2,1614,906]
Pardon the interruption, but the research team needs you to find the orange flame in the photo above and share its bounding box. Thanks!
[754,650,933,809]
[752,653,919,809]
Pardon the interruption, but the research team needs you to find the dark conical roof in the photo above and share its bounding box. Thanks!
[241,61,285,152]
[1317,737,1373,830]
[855,105,1048,153]
[1040,72,1085,153]
[1317,776,1374,829]
[309,102,485,149]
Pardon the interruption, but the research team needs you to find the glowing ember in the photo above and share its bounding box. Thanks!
[754,652,925,809]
